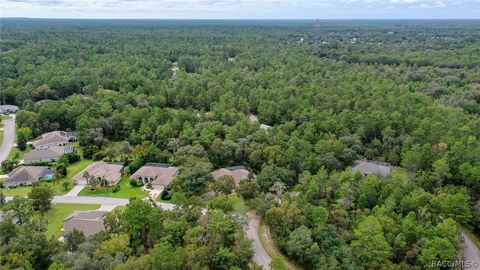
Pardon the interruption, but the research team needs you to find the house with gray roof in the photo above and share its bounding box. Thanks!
[31,131,76,150]
[24,145,74,164]
[2,166,53,187]
[0,105,18,114]
[73,161,124,186]
[352,160,392,178]
[212,166,251,186]
[131,163,179,189]
[63,210,106,237]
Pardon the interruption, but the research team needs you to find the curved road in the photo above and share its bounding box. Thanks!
[245,212,272,270]
[0,114,15,163]
[462,232,480,270]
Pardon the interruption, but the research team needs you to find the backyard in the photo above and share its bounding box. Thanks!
[42,203,100,238]
[6,146,28,161]
[0,159,93,196]
[78,176,148,199]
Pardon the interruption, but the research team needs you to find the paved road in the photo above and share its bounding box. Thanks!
[462,232,480,270]
[0,114,15,163]
[245,212,271,270]
[6,195,176,210]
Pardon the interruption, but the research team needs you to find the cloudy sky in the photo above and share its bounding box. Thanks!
[0,0,478,19]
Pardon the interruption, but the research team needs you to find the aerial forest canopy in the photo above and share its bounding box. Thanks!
[0,19,479,269]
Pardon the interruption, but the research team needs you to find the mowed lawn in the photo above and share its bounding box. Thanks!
[0,159,93,196]
[43,203,100,238]
[78,176,147,199]
[6,146,28,161]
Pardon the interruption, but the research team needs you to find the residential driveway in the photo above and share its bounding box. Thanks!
[245,212,271,270]
[462,232,480,270]
[0,114,15,163]
[64,185,85,196]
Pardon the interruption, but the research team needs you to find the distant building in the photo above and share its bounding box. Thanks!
[34,99,54,107]
[24,145,74,164]
[0,105,18,114]
[73,161,124,186]
[63,210,106,237]
[352,160,391,178]
[3,166,53,187]
[31,131,76,150]
[130,163,179,189]
[260,124,272,132]
[212,166,250,186]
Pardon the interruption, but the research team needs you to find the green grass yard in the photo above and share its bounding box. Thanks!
[229,195,250,215]
[43,203,100,238]
[64,159,93,183]
[0,159,93,196]
[78,176,147,199]
[0,185,32,196]
[6,146,28,161]
[1,115,12,121]
[1,181,71,196]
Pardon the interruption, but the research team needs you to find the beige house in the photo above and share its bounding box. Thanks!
[63,211,106,237]
[131,163,179,189]
[73,161,123,186]
[211,166,250,186]
[31,131,76,149]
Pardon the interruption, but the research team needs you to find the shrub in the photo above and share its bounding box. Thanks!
[92,151,106,161]
[112,185,120,193]
[129,179,143,187]
[160,188,172,200]
[64,152,81,164]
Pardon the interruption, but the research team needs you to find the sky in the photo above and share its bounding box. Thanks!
[0,0,479,19]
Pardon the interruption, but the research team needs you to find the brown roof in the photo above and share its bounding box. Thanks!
[64,210,106,237]
[211,166,250,185]
[131,163,179,187]
[32,131,74,149]
[73,161,123,186]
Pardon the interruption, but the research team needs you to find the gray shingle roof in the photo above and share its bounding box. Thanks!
[352,160,391,178]
[24,146,73,163]
[0,105,18,114]
[31,131,76,149]
[64,210,106,237]
[4,166,53,187]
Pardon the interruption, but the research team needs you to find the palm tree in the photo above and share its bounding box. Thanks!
[83,171,90,185]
